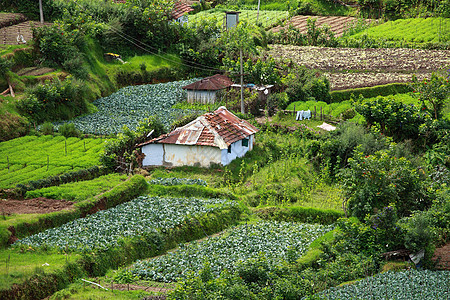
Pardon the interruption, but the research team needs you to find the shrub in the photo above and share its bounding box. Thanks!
[340,148,433,219]
[40,122,55,135]
[58,123,80,138]
[16,78,90,124]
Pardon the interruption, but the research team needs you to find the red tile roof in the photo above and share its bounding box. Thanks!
[138,107,258,149]
[172,1,194,20]
[182,74,233,91]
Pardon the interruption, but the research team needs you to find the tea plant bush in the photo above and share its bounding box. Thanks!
[14,196,237,252]
[25,173,128,201]
[311,270,450,300]
[128,221,333,282]
[0,136,104,189]
[55,79,198,135]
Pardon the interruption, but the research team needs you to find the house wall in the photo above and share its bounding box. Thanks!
[186,90,217,104]
[142,144,164,166]
[221,134,255,166]
[163,144,222,167]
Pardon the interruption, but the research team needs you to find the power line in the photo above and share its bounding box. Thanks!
[70,0,232,74]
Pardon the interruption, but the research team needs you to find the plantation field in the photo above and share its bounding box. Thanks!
[189,9,288,28]
[312,270,450,300]
[56,79,198,135]
[351,17,450,43]
[25,173,128,201]
[0,136,104,189]
[128,221,333,282]
[14,196,237,252]
[272,15,375,37]
[268,44,449,89]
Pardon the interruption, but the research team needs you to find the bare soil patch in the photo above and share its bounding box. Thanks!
[0,13,27,29]
[16,67,55,76]
[432,243,450,270]
[0,197,74,215]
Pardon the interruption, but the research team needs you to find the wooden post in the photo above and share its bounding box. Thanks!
[293,105,295,117]
[314,106,317,119]
[320,107,323,121]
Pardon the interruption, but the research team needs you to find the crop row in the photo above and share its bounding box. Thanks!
[351,17,450,43]
[128,221,333,282]
[148,177,207,186]
[311,270,450,300]
[55,79,198,135]
[0,136,104,189]
[189,10,288,28]
[25,173,128,202]
[14,196,237,252]
[269,44,449,73]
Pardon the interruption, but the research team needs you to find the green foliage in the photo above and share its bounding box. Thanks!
[14,196,237,252]
[271,18,338,47]
[400,212,436,253]
[40,122,55,135]
[354,94,431,142]
[340,148,433,219]
[282,65,330,103]
[313,270,450,299]
[254,206,344,225]
[25,173,128,201]
[350,17,450,43]
[412,73,450,119]
[16,78,90,124]
[128,221,332,282]
[0,135,104,189]
[58,79,197,135]
[222,57,281,85]
[58,123,80,138]
[100,116,164,172]
[330,83,413,103]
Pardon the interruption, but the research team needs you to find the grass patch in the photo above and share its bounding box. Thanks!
[0,249,81,290]
[25,173,128,202]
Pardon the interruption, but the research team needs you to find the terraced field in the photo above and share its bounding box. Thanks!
[268,44,450,89]
[272,15,376,36]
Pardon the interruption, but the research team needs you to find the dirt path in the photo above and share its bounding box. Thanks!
[0,197,74,215]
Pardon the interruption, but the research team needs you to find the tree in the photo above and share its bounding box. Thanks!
[412,73,450,120]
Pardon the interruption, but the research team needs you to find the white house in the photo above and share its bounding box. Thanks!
[182,74,233,104]
[138,107,259,167]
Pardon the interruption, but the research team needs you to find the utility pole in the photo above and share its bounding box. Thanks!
[256,0,261,23]
[39,0,44,23]
[240,48,244,114]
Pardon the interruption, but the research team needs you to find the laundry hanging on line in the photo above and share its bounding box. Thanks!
[296,110,311,121]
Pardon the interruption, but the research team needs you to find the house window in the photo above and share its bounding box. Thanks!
[242,138,249,147]
[228,145,232,153]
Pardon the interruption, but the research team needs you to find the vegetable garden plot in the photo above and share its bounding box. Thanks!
[0,136,104,189]
[55,79,199,135]
[148,177,207,186]
[128,221,333,282]
[310,270,450,300]
[269,45,450,73]
[14,196,237,252]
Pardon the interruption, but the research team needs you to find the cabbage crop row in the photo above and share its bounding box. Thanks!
[128,221,333,282]
[311,270,450,300]
[15,196,237,252]
[55,79,198,135]
[148,177,207,186]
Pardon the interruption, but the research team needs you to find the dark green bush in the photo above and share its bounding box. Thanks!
[330,83,412,103]
[40,122,54,135]
[58,123,80,138]
[254,206,344,225]
[16,78,90,124]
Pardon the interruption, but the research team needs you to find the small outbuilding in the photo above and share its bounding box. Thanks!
[182,74,233,104]
[171,1,194,25]
[138,106,258,167]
